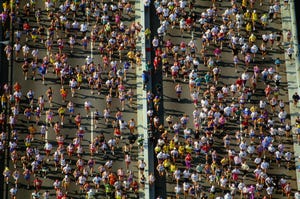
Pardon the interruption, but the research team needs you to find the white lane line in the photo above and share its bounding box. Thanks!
[91,111,94,142]
[45,126,48,141]
[91,40,93,59]
[46,29,50,56]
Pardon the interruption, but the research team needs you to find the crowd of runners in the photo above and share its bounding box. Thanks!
[0,0,299,199]
[0,0,148,199]
[146,0,298,199]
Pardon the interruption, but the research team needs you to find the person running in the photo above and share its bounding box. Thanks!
[60,86,67,102]
[58,106,65,126]
[46,87,53,107]
[69,78,78,97]
[175,83,183,102]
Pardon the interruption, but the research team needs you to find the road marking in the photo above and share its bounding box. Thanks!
[45,127,48,141]
[91,40,93,59]
[46,29,49,56]
[91,111,94,142]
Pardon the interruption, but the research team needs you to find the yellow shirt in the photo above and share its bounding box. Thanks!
[169,141,175,151]
[1,95,7,103]
[58,107,65,115]
[211,162,217,171]
[60,89,67,95]
[185,145,193,154]
[155,146,161,153]
[170,164,176,173]
[252,13,258,21]
[162,145,169,153]
[50,56,55,64]
[163,159,170,168]
[178,146,185,155]
[127,51,134,59]
[249,35,256,43]
[153,98,160,105]
[77,74,83,83]
[28,126,36,133]
[221,157,228,165]
[244,12,251,20]
[246,23,252,32]
[250,106,256,113]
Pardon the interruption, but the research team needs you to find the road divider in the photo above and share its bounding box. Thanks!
[135,0,154,198]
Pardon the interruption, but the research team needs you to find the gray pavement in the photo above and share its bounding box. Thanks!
[149,0,298,198]
[2,0,300,199]
[2,0,141,199]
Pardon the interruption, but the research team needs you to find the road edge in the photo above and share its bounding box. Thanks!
[281,0,300,191]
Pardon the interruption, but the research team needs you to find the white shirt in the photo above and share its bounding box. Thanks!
[22,45,29,53]
[84,101,91,108]
[250,45,258,53]
[14,43,21,51]
[183,170,190,178]
[230,84,237,92]
[261,161,269,169]
[78,176,86,184]
[241,72,249,80]
[287,47,294,55]
[183,182,190,191]
[32,49,39,57]
[191,91,199,100]
[80,23,87,32]
[72,21,79,29]
[174,184,181,193]
[70,80,77,88]
[266,186,274,195]
[44,143,52,151]
[278,111,287,119]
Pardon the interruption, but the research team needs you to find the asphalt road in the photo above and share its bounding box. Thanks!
[149,0,297,198]
[4,1,140,199]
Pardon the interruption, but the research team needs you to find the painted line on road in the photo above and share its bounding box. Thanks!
[46,29,49,56]
[45,127,48,141]
[91,40,93,59]
[91,111,94,142]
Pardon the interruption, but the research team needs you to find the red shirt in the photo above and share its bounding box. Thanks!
[236,79,243,86]
[34,179,42,187]
[155,49,162,57]
[23,23,30,31]
[186,18,193,25]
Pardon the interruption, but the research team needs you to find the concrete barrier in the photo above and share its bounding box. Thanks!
[280,0,300,191]
[135,0,155,198]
